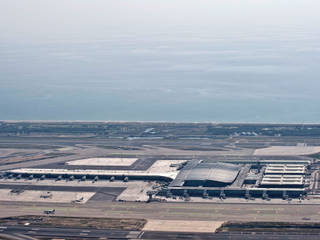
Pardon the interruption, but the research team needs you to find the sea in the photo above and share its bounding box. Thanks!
[1,2,320,123]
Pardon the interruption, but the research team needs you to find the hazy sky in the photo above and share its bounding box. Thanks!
[1,1,320,122]
[1,0,320,41]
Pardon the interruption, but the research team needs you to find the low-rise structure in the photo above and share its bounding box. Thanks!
[260,175,304,188]
[264,164,306,175]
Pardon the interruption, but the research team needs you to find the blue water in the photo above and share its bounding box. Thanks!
[1,1,320,123]
[1,31,320,123]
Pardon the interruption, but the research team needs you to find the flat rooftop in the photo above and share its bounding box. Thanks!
[66,158,138,166]
[264,164,306,175]
[260,174,304,186]
[4,160,187,181]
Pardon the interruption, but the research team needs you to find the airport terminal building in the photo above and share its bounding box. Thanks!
[1,156,311,200]
[166,159,308,199]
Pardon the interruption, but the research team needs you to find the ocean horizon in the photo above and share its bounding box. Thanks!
[1,1,320,123]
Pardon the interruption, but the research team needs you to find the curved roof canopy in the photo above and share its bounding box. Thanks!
[185,162,240,184]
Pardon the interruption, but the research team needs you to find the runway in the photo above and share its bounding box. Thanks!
[1,225,320,239]
[0,225,135,239]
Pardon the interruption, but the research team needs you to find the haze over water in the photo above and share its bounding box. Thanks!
[1,0,320,123]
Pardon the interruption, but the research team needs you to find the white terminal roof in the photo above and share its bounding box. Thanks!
[260,174,304,186]
[264,164,306,175]
[185,162,240,184]
[6,160,187,181]
[66,158,138,166]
